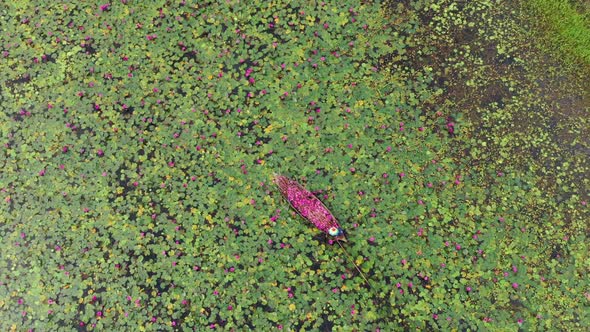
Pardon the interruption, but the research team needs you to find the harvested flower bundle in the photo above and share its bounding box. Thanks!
[274,174,347,242]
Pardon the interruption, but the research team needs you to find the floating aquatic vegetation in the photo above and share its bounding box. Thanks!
[0,0,587,331]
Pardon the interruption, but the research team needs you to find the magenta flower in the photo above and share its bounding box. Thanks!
[446,121,455,134]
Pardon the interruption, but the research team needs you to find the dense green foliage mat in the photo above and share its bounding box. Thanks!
[1,1,588,330]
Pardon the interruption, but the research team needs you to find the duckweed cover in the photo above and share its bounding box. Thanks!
[1,1,588,331]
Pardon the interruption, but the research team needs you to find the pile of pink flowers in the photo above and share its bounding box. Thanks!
[274,174,342,237]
